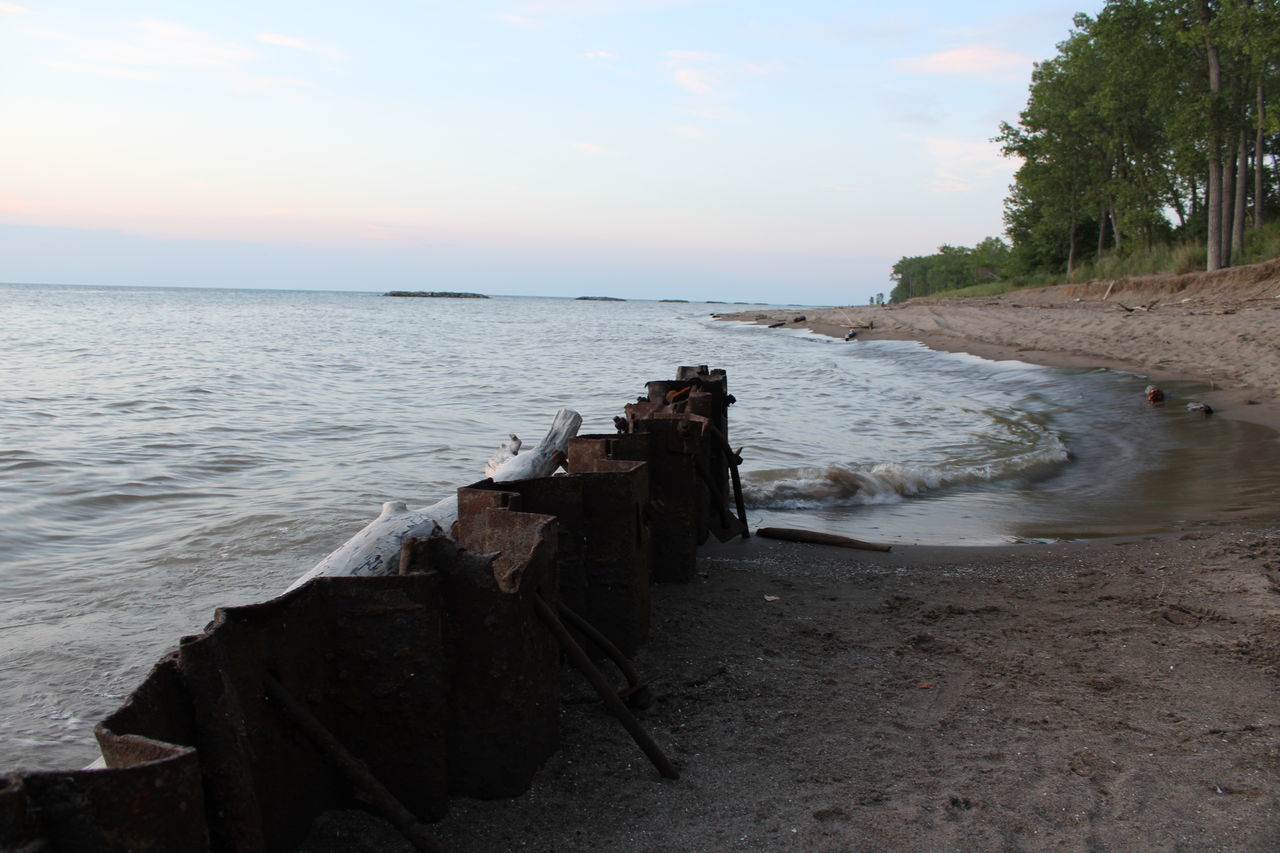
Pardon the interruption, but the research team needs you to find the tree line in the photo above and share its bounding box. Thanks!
[890,0,1279,303]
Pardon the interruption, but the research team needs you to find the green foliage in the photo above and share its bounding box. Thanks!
[888,0,1280,300]
[889,238,1012,302]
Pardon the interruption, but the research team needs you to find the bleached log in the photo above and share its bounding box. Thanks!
[285,408,582,591]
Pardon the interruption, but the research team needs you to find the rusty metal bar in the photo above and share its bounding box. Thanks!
[262,674,445,853]
[728,446,749,539]
[555,601,652,707]
[533,593,678,780]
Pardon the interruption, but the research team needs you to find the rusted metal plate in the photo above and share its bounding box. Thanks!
[461,462,650,657]
[447,489,561,800]
[0,741,209,852]
[571,430,701,582]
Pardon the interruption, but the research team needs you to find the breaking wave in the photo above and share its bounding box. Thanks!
[744,431,1070,509]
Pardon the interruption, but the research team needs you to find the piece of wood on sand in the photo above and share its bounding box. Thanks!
[756,526,891,552]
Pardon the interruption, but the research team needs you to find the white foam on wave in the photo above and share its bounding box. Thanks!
[744,430,1070,509]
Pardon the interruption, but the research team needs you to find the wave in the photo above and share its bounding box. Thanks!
[744,434,1070,509]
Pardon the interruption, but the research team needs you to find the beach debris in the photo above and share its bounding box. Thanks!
[1102,281,1116,300]
[533,592,679,780]
[792,315,806,323]
[764,594,781,602]
[484,433,522,477]
[1145,385,1165,404]
[1186,401,1214,417]
[756,526,892,552]
[845,329,858,341]
[286,408,582,591]
[917,682,937,690]
[768,321,786,328]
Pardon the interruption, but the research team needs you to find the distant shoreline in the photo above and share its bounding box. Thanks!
[385,290,489,299]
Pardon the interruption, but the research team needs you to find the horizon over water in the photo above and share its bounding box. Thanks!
[3,281,1279,770]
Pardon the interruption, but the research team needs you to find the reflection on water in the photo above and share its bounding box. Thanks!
[1,282,1278,769]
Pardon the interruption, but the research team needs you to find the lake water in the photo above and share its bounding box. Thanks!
[2,282,1278,770]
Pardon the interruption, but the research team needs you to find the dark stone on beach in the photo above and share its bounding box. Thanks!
[792,315,806,323]
[384,291,489,298]
[659,299,689,303]
[576,296,627,301]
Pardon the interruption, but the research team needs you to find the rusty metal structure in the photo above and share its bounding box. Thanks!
[0,366,742,853]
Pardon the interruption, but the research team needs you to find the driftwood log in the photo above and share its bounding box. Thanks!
[756,526,892,552]
[285,408,582,592]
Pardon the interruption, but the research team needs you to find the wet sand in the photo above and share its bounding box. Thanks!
[308,268,1280,851]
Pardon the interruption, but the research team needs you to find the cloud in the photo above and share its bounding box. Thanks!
[672,124,705,138]
[665,49,715,63]
[0,3,30,13]
[42,59,161,80]
[895,44,1033,77]
[573,141,604,153]
[256,32,347,61]
[582,50,617,59]
[664,49,721,95]
[501,0,691,18]
[921,137,1013,193]
[27,20,253,71]
[672,67,715,94]
[741,61,782,75]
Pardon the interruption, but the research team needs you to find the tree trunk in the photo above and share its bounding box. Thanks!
[1097,209,1108,257]
[1223,137,1237,267]
[1202,1,1224,269]
[1110,200,1123,253]
[1233,130,1247,259]
[1256,80,1266,231]
[1067,215,1077,276]
[1204,18,1223,272]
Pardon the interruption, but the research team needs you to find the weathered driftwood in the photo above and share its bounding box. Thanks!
[756,526,892,552]
[285,408,582,592]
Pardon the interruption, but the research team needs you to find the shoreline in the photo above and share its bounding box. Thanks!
[715,272,1280,433]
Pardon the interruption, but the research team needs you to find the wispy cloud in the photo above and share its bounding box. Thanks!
[573,140,605,153]
[24,20,332,93]
[582,50,617,59]
[672,124,705,138]
[922,137,1012,193]
[664,49,721,95]
[42,60,161,80]
[0,3,31,14]
[27,20,253,71]
[500,0,691,20]
[256,33,347,61]
[895,44,1033,77]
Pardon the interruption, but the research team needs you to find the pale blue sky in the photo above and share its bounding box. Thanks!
[1,1,1080,303]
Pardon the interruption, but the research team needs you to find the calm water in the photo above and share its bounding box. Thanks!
[2,282,1278,770]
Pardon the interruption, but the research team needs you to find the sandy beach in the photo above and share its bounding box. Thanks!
[304,267,1280,852]
[719,258,1280,431]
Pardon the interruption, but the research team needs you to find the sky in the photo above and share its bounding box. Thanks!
[0,0,1083,304]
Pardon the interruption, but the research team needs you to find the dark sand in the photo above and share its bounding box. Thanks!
[307,532,1280,852]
